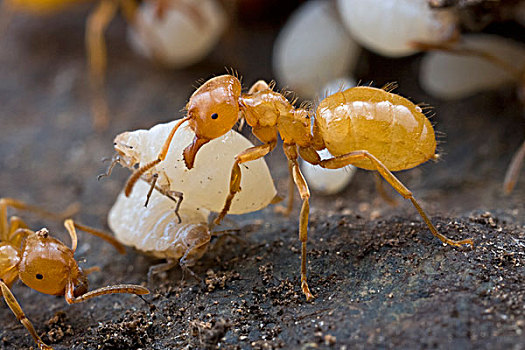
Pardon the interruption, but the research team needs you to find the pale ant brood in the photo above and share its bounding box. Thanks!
[0,198,149,350]
[124,73,474,301]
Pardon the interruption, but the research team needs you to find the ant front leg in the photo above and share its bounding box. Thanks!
[0,280,53,350]
[283,144,314,301]
[124,116,190,197]
[65,280,149,304]
[214,142,275,225]
[64,219,126,254]
[312,149,474,248]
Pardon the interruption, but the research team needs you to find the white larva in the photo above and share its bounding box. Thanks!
[127,0,227,68]
[109,179,211,263]
[114,119,278,214]
[300,77,357,195]
[336,0,457,57]
[419,34,525,100]
[273,0,360,98]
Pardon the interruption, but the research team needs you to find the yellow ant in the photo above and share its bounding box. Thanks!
[0,0,203,129]
[0,198,149,350]
[124,73,474,301]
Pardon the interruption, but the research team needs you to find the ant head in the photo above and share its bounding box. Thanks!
[186,75,242,139]
[18,229,82,296]
[183,75,242,168]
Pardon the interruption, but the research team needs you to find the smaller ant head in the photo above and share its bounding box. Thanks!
[18,228,85,296]
[184,75,242,168]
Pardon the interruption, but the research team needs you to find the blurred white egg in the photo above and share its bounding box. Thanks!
[336,0,457,57]
[420,34,525,100]
[319,76,357,99]
[301,149,356,195]
[273,0,360,98]
[114,119,278,215]
[127,0,226,68]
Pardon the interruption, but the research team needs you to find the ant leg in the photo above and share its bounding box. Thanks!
[316,149,474,247]
[285,160,295,215]
[0,197,79,223]
[125,116,191,197]
[503,139,525,194]
[283,144,314,301]
[7,216,29,246]
[144,173,159,207]
[374,173,398,206]
[0,280,53,350]
[97,153,121,180]
[214,142,275,225]
[64,219,78,252]
[65,280,149,304]
[83,266,101,275]
[73,222,125,254]
[85,0,118,130]
[147,259,177,285]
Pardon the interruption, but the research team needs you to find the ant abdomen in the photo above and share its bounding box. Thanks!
[315,86,436,171]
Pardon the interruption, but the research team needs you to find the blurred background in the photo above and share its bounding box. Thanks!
[0,0,523,348]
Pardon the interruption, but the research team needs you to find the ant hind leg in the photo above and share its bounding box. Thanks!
[317,149,474,248]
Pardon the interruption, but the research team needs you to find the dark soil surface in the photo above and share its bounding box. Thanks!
[0,6,523,350]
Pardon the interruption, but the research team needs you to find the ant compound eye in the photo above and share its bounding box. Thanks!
[36,273,43,280]
[211,113,219,120]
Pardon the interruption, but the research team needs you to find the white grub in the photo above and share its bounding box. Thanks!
[109,179,210,260]
[114,119,277,214]
[273,0,360,98]
[336,0,457,57]
[420,34,525,100]
[127,0,227,68]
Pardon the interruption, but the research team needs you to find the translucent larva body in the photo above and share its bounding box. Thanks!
[109,180,211,263]
[315,86,436,171]
[114,120,277,214]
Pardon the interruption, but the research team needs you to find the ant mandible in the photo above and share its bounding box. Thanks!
[124,74,474,301]
[0,198,149,350]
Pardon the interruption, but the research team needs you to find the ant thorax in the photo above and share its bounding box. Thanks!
[240,90,312,146]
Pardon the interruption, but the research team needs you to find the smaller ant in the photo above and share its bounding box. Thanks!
[0,198,149,350]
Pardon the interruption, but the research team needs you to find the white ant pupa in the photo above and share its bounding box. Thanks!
[111,119,278,215]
